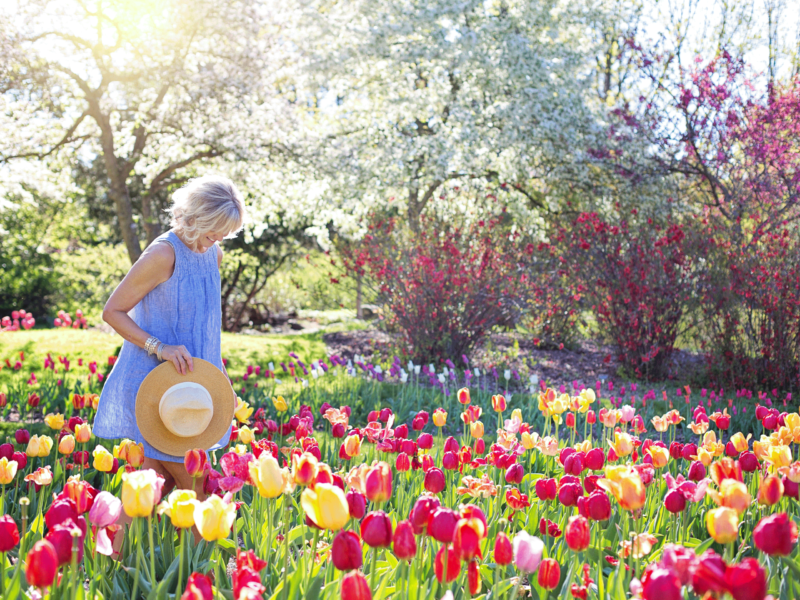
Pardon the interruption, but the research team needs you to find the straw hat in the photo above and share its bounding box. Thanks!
[136,358,235,456]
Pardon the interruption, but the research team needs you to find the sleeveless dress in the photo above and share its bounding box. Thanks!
[94,230,231,463]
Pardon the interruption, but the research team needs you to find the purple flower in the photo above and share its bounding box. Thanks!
[445,359,455,369]
[289,352,299,359]
[280,362,287,372]
[462,355,469,366]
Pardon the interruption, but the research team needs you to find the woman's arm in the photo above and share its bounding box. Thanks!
[102,242,194,375]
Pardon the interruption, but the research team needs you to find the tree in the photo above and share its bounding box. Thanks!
[0,0,289,262]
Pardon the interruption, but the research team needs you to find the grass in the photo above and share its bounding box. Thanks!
[0,328,331,388]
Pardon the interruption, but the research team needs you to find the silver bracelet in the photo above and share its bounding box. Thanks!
[145,336,159,355]
[157,342,165,362]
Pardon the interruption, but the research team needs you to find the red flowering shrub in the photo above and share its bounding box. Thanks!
[553,211,696,380]
[341,208,532,362]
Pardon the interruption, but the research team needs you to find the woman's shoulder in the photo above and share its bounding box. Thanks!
[134,238,177,283]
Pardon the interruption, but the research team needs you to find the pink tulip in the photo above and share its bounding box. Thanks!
[512,531,543,573]
[88,491,122,529]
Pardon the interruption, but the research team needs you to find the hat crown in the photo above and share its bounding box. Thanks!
[159,382,214,438]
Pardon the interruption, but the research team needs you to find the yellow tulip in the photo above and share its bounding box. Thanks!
[238,426,255,445]
[696,447,713,467]
[58,435,75,455]
[121,469,161,518]
[766,444,792,470]
[689,421,709,435]
[114,439,133,460]
[0,457,18,484]
[93,445,114,472]
[194,495,237,541]
[510,409,523,423]
[300,483,349,531]
[647,446,669,469]
[272,396,288,412]
[729,432,750,454]
[470,421,484,439]
[249,453,284,498]
[597,466,646,512]
[157,489,198,529]
[706,507,739,544]
[433,409,447,427]
[785,413,800,432]
[537,436,559,457]
[44,413,65,431]
[344,434,362,458]
[75,423,92,444]
[608,432,634,458]
[26,435,54,458]
[708,480,751,515]
[520,431,539,450]
[574,439,592,453]
[651,416,669,433]
[126,443,145,468]
[234,398,254,423]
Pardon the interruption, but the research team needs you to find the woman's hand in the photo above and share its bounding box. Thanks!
[161,345,194,375]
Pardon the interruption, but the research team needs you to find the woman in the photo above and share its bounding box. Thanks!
[94,174,245,503]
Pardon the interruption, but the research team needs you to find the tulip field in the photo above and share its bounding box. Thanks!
[1,343,800,600]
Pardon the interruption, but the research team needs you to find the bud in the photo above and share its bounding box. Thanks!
[364,462,392,503]
[565,515,590,551]
[331,530,363,571]
[360,511,393,548]
[392,520,417,561]
[538,558,561,590]
[424,468,446,495]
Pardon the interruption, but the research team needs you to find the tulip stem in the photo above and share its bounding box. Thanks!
[309,528,319,579]
[265,498,273,568]
[369,546,379,592]
[132,519,142,600]
[442,543,449,593]
[177,527,185,597]
[147,515,157,585]
[281,497,291,600]
[70,534,79,600]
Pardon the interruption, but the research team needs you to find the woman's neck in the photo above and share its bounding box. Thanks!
[173,229,207,254]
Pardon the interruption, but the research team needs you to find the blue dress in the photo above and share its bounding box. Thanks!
[94,230,231,462]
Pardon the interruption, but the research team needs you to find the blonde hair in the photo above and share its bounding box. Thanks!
[168,175,246,245]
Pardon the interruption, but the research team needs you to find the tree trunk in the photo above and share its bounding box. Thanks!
[356,273,363,319]
[141,194,163,247]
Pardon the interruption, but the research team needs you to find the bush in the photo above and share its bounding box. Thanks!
[553,210,697,380]
[342,208,531,363]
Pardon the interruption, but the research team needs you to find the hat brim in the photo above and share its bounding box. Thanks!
[136,358,234,457]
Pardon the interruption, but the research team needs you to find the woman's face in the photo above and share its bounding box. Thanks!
[197,230,226,252]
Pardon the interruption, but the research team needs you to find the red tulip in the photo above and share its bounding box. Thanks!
[753,512,799,556]
[537,558,561,590]
[232,566,265,600]
[534,478,557,501]
[181,572,214,600]
[395,453,411,472]
[428,507,459,543]
[642,567,682,600]
[739,451,759,472]
[723,557,766,600]
[434,546,461,583]
[442,452,459,470]
[443,437,459,454]
[691,550,728,596]
[45,498,78,530]
[184,449,208,478]
[505,464,524,484]
[341,570,372,600]
[45,520,85,566]
[664,489,687,514]
[0,444,12,461]
[392,520,417,561]
[360,511,393,548]
[782,476,799,499]
[332,530,363,571]
[0,515,19,552]
[417,433,433,449]
[585,448,605,471]
[757,475,783,506]
[346,490,367,520]
[394,424,408,439]
[467,560,481,594]
[453,518,485,561]
[583,474,599,494]
[494,532,513,565]
[586,410,596,424]
[424,468,446,494]
[565,515,590,552]
[25,539,59,588]
[14,429,30,445]
[364,462,392,503]
[557,482,582,507]
[585,490,611,521]
[409,496,440,535]
[687,461,707,481]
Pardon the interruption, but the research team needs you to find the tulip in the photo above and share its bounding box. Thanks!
[494,532,513,565]
[642,568,682,600]
[344,434,362,458]
[664,489,687,514]
[250,453,284,499]
[757,475,784,506]
[585,490,611,521]
[565,515,590,551]
[409,496,440,534]
[25,539,59,588]
[723,558,766,600]
[457,388,471,405]
[121,469,163,518]
[442,452,459,470]
[535,478,557,501]
[428,507,459,543]
[26,435,54,458]
[0,515,20,552]
[341,570,372,600]
[56,434,75,456]
[513,530,543,573]
[395,452,411,472]
[706,507,738,544]
[194,495,236,541]
[272,396,288,412]
[0,457,18,485]
[492,394,507,412]
[14,429,30,445]
[360,511,393,547]
[647,446,669,469]
[346,490,366,520]
[93,445,114,472]
[301,483,349,531]
[432,409,447,427]
[364,462,392,503]
[585,448,605,471]
[46,520,84,566]
[434,546,461,583]
[332,530,363,571]
[235,399,254,422]
[597,466,646,511]
[45,498,78,531]
[44,413,65,431]
[687,460,707,481]
[88,491,122,529]
[709,479,750,515]
[25,466,54,487]
[753,512,799,555]
[453,517,486,561]
[157,489,197,529]
[392,520,417,561]
[505,463,524,484]
[469,421,484,439]
[538,558,561,590]
[182,572,214,600]
[417,433,434,449]
[291,452,319,487]
[739,451,759,472]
